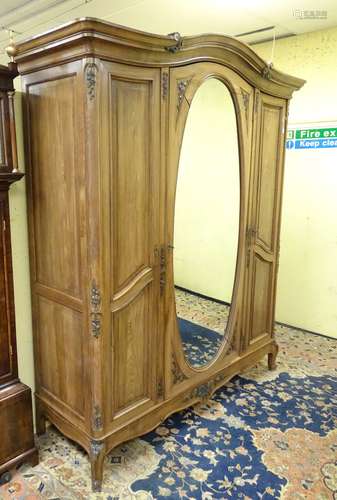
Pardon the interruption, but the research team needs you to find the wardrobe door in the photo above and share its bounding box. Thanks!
[245,92,287,349]
[166,62,252,388]
[100,63,163,427]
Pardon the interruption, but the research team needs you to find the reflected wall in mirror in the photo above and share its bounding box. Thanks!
[174,78,240,368]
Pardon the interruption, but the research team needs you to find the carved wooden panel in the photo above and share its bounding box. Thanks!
[37,296,84,416]
[255,101,284,251]
[110,77,153,291]
[27,76,82,299]
[112,290,150,412]
[246,92,286,346]
[104,64,161,422]
[249,255,273,341]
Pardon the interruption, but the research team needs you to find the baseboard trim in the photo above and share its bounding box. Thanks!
[275,321,334,340]
[175,285,334,340]
[174,285,231,307]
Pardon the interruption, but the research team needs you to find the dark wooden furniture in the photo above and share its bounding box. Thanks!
[11,19,305,491]
[0,64,38,482]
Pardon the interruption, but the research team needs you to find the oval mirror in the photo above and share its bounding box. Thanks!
[174,78,240,368]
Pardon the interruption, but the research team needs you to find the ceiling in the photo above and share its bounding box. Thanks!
[1,0,337,57]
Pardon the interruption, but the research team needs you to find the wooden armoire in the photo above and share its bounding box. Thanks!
[0,64,37,481]
[11,19,305,491]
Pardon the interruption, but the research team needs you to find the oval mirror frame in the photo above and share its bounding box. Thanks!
[172,71,245,372]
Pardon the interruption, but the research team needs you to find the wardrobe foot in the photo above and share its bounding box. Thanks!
[92,479,102,492]
[0,471,12,485]
[90,440,105,492]
[268,344,279,371]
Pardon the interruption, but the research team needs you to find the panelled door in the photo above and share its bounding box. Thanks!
[245,91,287,349]
[100,62,163,428]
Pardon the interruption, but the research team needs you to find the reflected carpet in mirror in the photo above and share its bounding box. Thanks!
[178,317,223,367]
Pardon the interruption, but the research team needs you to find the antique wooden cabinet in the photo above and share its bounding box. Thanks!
[11,19,305,491]
[0,64,38,481]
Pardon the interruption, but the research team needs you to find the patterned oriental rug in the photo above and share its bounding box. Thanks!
[1,323,336,499]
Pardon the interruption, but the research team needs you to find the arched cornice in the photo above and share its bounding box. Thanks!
[9,17,305,97]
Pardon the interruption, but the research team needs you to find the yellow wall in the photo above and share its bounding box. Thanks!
[10,80,35,393]
[3,18,337,399]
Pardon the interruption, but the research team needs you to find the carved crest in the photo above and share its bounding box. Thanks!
[166,32,182,53]
[91,317,100,337]
[90,280,102,338]
[162,72,169,98]
[240,88,250,125]
[261,62,273,80]
[225,336,236,356]
[91,282,101,307]
[171,352,187,384]
[90,440,104,458]
[184,373,227,403]
[157,378,164,398]
[177,79,190,112]
[85,62,98,101]
[92,404,103,431]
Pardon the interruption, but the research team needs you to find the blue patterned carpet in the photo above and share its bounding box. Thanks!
[132,372,336,499]
[1,323,336,499]
[179,317,223,367]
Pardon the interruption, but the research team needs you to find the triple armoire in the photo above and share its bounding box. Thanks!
[10,18,305,491]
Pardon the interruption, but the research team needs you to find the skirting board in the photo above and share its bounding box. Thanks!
[174,285,332,340]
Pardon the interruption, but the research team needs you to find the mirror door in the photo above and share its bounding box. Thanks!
[166,63,252,375]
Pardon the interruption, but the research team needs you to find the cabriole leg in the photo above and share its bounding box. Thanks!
[90,440,105,492]
[268,343,279,371]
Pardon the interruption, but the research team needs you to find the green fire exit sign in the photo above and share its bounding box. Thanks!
[287,128,337,140]
[286,127,337,149]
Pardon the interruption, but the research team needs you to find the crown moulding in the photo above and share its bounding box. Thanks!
[9,17,305,98]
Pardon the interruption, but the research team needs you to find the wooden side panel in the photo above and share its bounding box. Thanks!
[28,76,81,298]
[38,297,84,415]
[25,65,87,423]
[246,92,286,346]
[102,63,161,423]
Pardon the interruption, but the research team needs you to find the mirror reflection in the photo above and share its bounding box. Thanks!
[174,78,240,368]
